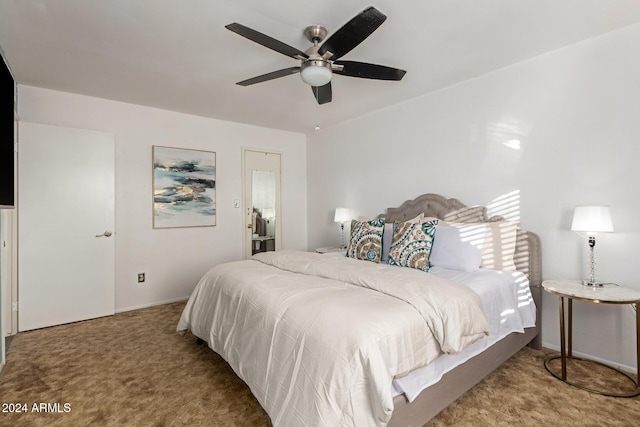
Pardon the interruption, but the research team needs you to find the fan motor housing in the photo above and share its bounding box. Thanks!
[301,59,331,70]
[304,25,328,44]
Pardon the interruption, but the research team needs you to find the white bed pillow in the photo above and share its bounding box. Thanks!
[479,221,519,271]
[448,221,519,271]
[430,224,486,272]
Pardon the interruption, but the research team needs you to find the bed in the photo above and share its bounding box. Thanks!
[177,193,542,427]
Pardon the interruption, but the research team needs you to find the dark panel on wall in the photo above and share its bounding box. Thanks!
[0,49,15,209]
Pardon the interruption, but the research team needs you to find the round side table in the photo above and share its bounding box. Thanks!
[542,279,640,397]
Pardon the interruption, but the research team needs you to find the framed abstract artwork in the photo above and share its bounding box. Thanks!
[152,146,216,228]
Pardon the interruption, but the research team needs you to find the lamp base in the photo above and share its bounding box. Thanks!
[581,280,605,287]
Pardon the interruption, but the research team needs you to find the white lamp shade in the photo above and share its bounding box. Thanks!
[571,206,614,233]
[300,65,332,86]
[262,208,275,219]
[334,207,351,223]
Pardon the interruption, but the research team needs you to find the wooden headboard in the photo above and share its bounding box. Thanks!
[378,193,543,288]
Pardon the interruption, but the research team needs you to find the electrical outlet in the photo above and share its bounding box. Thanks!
[137,273,145,283]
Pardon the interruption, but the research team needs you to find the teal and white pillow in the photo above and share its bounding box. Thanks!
[388,219,439,272]
[346,218,385,263]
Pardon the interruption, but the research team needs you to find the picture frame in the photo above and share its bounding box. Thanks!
[152,146,216,228]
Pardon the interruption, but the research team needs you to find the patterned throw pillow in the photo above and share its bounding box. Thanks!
[388,219,439,272]
[346,218,385,263]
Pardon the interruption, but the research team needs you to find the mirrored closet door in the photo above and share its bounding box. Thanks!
[242,149,282,259]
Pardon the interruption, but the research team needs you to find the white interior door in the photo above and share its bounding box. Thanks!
[243,149,282,259]
[18,122,115,331]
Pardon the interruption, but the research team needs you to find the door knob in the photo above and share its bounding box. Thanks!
[95,230,113,238]
[247,224,253,229]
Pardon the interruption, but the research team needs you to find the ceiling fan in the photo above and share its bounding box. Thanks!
[225,6,407,105]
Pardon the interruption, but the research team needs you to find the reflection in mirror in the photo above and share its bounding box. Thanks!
[251,170,276,254]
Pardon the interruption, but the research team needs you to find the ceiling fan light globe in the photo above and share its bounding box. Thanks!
[300,60,332,86]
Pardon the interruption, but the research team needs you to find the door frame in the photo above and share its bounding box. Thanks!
[1,113,18,341]
[1,209,17,338]
[241,147,283,259]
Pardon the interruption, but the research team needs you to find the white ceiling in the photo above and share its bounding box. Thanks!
[2,0,640,134]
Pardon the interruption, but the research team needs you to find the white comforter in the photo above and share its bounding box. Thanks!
[177,250,489,427]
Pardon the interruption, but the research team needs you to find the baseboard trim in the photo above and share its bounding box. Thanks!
[115,296,189,314]
[542,341,637,375]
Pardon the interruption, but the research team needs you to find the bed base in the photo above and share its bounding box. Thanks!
[389,326,538,426]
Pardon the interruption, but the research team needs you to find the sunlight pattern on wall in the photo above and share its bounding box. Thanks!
[487,190,520,221]
[503,139,521,150]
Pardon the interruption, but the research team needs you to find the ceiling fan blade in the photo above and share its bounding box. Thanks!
[333,61,406,81]
[311,82,332,104]
[236,67,301,86]
[226,23,308,60]
[318,6,386,60]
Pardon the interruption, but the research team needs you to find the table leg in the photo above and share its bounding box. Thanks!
[568,298,573,358]
[559,296,566,380]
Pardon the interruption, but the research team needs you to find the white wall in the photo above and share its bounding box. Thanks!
[18,86,307,312]
[307,24,640,372]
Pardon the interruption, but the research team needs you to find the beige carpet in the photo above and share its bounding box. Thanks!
[0,302,638,426]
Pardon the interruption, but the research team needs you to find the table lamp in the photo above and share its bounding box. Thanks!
[571,205,614,286]
[334,207,351,249]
